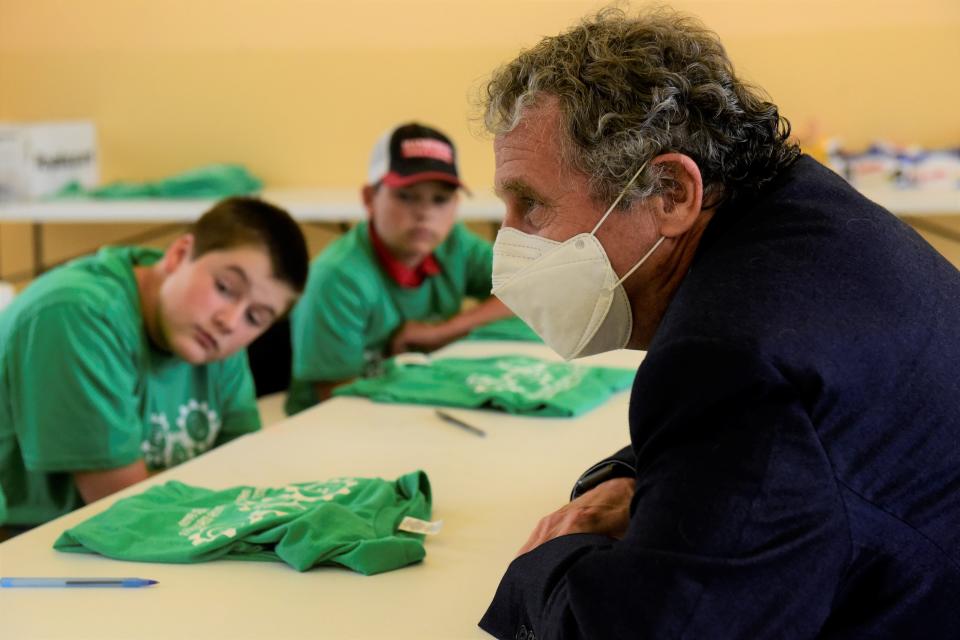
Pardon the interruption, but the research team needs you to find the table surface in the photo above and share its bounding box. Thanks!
[0,189,507,222]
[1,186,958,222]
[0,341,644,640]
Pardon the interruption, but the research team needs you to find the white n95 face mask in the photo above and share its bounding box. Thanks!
[491,164,664,360]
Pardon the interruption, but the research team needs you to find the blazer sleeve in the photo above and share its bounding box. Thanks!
[569,445,637,500]
[480,338,850,640]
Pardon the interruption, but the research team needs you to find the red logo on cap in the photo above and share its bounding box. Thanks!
[401,139,453,164]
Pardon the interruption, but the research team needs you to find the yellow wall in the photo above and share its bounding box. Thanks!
[1,0,959,283]
[2,0,958,188]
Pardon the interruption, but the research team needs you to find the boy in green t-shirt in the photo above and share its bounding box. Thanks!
[286,123,512,415]
[0,197,309,528]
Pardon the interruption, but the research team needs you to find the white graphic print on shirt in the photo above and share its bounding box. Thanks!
[176,478,360,547]
[142,399,221,469]
[466,360,587,401]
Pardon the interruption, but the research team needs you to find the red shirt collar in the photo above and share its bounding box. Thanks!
[368,221,442,288]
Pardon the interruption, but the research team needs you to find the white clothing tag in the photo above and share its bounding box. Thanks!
[397,516,443,535]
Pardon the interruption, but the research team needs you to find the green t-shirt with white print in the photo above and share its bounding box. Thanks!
[54,471,432,575]
[334,355,636,417]
[0,246,260,527]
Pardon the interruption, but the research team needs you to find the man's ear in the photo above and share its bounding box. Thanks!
[160,234,195,274]
[649,153,704,238]
[361,184,378,219]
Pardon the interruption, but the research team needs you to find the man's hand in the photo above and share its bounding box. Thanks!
[517,476,635,557]
[388,320,453,355]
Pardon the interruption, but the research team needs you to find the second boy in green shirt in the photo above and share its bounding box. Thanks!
[287,123,511,414]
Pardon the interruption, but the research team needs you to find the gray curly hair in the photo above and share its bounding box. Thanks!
[481,6,800,208]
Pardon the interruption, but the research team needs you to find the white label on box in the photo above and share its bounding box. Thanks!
[0,121,98,200]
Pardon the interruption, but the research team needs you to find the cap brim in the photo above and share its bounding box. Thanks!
[382,171,468,193]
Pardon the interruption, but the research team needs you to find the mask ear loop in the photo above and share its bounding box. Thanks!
[590,161,649,235]
[588,161,665,291]
[611,235,665,289]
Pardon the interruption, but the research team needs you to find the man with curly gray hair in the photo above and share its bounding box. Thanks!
[479,7,960,639]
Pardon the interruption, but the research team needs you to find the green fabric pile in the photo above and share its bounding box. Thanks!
[334,355,635,417]
[54,471,432,575]
[56,163,262,199]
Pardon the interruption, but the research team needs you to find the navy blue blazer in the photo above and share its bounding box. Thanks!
[480,156,960,639]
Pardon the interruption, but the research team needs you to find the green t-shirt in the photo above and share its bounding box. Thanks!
[465,316,542,343]
[57,163,262,199]
[286,221,494,415]
[54,471,432,575]
[0,246,261,526]
[333,355,636,417]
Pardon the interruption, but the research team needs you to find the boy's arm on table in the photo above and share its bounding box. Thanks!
[389,296,512,354]
[73,460,150,504]
[307,296,511,397]
[313,379,351,403]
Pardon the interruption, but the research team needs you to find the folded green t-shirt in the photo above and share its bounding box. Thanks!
[334,355,635,417]
[54,471,432,575]
[465,317,542,343]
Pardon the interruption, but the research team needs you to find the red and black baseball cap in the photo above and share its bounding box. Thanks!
[367,122,468,192]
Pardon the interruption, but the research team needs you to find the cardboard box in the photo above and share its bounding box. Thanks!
[0,121,98,201]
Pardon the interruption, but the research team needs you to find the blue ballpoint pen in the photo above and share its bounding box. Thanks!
[0,577,158,588]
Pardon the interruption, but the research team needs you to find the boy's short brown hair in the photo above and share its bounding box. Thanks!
[190,197,309,293]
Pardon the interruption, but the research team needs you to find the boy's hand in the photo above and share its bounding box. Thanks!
[388,320,454,355]
[388,298,512,356]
